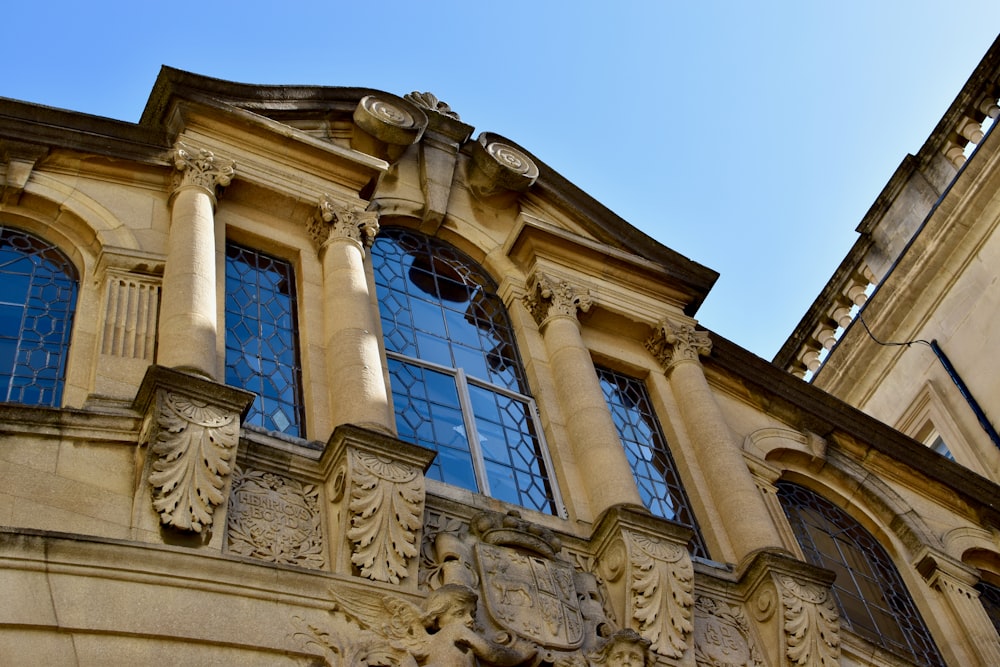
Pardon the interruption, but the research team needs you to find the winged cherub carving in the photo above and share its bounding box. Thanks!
[329,583,537,667]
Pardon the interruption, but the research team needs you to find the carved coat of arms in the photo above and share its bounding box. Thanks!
[476,542,583,650]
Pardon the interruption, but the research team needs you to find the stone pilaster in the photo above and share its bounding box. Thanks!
[323,424,435,588]
[308,196,394,433]
[132,365,254,545]
[917,549,1000,666]
[591,505,695,661]
[158,142,234,379]
[647,319,783,562]
[525,272,644,518]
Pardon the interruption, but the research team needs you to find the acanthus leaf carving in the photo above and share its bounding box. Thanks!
[646,319,712,371]
[776,575,840,667]
[625,530,694,659]
[147,390,240,532]
[346,449,424,584]
[309,195,380,252]
[524,273,593,327]
[171,142,234,196]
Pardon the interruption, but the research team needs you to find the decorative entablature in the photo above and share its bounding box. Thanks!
[505,218,701,329]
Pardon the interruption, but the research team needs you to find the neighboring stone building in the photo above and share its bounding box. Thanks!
[776,35,1000,491]
[1,58,998,666]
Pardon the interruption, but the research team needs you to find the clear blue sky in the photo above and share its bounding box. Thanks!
[3,3,998,359]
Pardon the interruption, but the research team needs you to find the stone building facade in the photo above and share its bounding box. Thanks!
[1,59,999,665]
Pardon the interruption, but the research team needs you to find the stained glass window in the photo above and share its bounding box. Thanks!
[596,366,707,558]
[777,482,945,665]
[225,242,304,437]
[976,579,1000,637]
[372,228,558,514]
[0,226,77,407]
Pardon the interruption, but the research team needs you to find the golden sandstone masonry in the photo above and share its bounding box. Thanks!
[1,37,1000,666]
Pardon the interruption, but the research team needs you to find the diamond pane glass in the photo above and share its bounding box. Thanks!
[976,580,1000,637]
[225,242,304,437]
[595,366,707,558]
[777,482,945,666]
[0,226,77,407]
[372,228,556,514]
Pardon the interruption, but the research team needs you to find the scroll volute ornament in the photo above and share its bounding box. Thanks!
[170,142,234,204]
[308,195,380,252]
[645,318,712,371]
[524,272,594,328]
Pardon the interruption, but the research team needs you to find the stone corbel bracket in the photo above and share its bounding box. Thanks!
[133,365,254,534]
[323,424,436,587]
[591,505,695,660]
[740,550,841,667]
[468,132,538,206]
[1,140,48,205]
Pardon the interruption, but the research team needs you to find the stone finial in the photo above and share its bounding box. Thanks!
[404,91,460,120]
[308,195,380,252]
[170,142,234,201]
[524,272,593,327]
[645,319,712,371]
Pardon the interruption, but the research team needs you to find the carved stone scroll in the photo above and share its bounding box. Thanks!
[593,507,695,661]
[775,575,840,667]
[133,365,254,534]
[646,318,712,371]
[226,465,325,569]
[308,195,380,251]
[170,142,234,203]
[324,425,436,586]
[346,449,424,584]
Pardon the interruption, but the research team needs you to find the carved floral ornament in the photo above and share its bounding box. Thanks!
[343,449,424,585]
[645,318,712,370]
[694,595,765,667]
[226,465,325,569]
[757,575,840,667]
[147,389,241,532]
[524,272,594,327]
[308,195,380,251]
[170,142,234,197]
[404,91,460,120]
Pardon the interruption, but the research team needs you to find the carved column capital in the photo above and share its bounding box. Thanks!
[524,272,593,327]
[308,195,380,253]
[170,142,234,205]
[646,319,712,370]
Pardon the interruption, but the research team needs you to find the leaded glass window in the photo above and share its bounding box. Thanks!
[976,580,1000,637]
[0,226,77,407]
[777,482,945,665]
[596,366,707,558]
[225,242,304,437]
[372,228,559,515]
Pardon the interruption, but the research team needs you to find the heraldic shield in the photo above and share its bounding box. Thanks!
[475,541,584,650]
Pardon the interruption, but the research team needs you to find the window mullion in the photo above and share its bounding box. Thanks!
[455,367,490,497]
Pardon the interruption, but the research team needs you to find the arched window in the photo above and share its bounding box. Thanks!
[777,482,945,665]
[596,365,707,557]
[225,241,304,437]
[372,228,558,514]
[0,225,77,407]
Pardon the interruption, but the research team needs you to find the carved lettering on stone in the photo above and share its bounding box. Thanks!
[147,390,240,532]
[624,530,694,659]
[226,466,325,569]
[775,575,840,667]
[694,595,764,667]
[346,449,424,584]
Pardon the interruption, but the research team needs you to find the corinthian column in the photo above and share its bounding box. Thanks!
[647,319,782,561]
[525,273,644,518]
[308,195,393,432]
[158,143,234,379]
